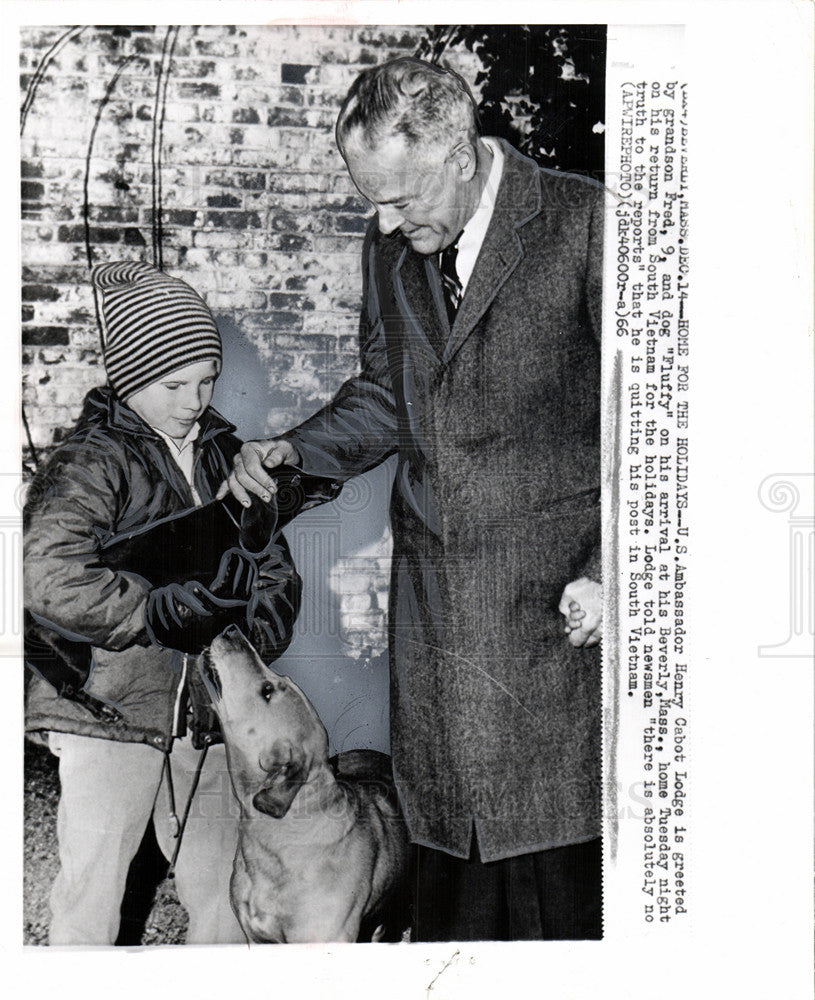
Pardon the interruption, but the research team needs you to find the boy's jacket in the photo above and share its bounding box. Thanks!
[24,386,340,750]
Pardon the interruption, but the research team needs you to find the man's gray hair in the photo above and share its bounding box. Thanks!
[336,57,479,155]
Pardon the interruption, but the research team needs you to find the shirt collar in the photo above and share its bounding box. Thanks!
[153,422,201,455]
[455,137,505,287]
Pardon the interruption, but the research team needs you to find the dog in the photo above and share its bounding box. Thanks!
[202,625,410,943]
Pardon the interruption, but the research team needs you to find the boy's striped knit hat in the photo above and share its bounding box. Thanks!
[92,260,222,400]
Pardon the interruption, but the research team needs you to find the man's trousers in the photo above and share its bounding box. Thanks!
[413,831,602,941]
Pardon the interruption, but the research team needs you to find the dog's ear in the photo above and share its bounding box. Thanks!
[252,757,308,819]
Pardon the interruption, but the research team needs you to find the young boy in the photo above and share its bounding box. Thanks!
[24,261,328,945]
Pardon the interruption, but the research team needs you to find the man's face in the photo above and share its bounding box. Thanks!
[342,131,468,256]
[126,359,218,441]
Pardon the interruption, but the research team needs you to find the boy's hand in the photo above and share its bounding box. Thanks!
[559,577,602,648]
[216,439,300,506]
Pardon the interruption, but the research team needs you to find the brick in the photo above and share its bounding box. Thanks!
[98,54,152,75]
[278,85,305,106]
[133,35,160,55]
[193,39,240,58]
[206,290,267,310]
[269,233,310,253]
[235,171,267,191]
[166,209,199,227]
[334,214,369,235]
[88,206,140,224]
[57,225,120,244]
[232,107,261,124]
[206,193,241,208]
[267,107,309,128]
[171,144,233,167]
[268,208,303,233]
[23,326,70,346]
[205,210,261,229]
[67,308,94,324]
[162,103,200,123]
[122,228,147,246]
[239,251,268,268]
[305,86,348,109]
[278,333,346,354]
[22,305,35,322]
[22,285,60,302]
[180,248,213,268]
[192,231,247,249]
[168,59,217,79]
[267,292,314,312]
[265,311,303,331]
[234,149,271,168]
[281,64,314,85]
[302,311,359,336]
[321,195,369,214]
[314,235,364,255]
[22,265,86,284]
[268,172,331,195]
[356,28,421,48]
[212,250,241,267]
[177,81,221,99]
[21,181,44,201]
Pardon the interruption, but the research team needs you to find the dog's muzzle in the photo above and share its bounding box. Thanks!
[200,649,223,699]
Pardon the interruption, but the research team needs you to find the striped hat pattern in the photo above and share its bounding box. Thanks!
[92,260,222,400]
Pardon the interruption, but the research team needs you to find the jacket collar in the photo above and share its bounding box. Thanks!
[395,138,543,367]
[80,385,235,445]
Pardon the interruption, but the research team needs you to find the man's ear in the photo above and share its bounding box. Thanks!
[452,140,478,182]
[252,756,308,819]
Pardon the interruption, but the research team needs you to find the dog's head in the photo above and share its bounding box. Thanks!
[202,625,329,818]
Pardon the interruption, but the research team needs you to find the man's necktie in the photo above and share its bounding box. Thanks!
[439,236,463,328]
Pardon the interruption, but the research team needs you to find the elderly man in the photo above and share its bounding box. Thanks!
[221,57,603,940]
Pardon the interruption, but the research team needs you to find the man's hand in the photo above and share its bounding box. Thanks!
[559,577,602,648]
[215,439,300,506]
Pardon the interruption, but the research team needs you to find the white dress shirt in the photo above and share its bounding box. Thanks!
[454,137,505,294]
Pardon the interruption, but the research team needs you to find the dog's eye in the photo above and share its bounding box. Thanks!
[261,681,274,702]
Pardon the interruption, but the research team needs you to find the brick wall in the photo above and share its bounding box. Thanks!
[20,24,482,455]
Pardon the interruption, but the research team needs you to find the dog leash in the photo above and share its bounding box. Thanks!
[163,743,210,879]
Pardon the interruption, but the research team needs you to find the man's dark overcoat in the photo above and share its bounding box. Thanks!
[286,140,603,861]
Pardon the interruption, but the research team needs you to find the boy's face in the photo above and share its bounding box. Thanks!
[126,359,218,442]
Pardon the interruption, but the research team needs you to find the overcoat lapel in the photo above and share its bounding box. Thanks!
[444,143,543,366]
[392,142,549,369]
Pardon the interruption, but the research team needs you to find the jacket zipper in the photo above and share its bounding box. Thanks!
[171,653,189,739]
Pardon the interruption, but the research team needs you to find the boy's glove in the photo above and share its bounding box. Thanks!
[145,539,301,657]
[141,493,304,657]
[145,579,246,655]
